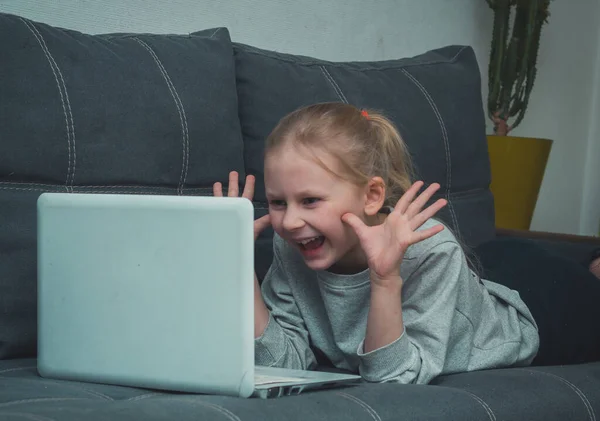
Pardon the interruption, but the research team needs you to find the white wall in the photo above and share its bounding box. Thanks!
[508,0,600,236]
[1,0,598,236]
[0,0,493,61]
[581,22,600,237]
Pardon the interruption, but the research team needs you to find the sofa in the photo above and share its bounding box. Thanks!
[1,11,600,421]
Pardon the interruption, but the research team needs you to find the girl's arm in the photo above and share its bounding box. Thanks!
[213,172,316,370]
[254,239,318,371]
[364,278,404,353]
[253,273,270,337]
[357,241,464,384]
[342,181,452,383]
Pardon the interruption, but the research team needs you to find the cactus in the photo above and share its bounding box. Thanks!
[486,0,551,136]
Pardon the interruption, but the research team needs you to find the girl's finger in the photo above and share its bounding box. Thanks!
[405,183,441,218]
[410,223,445,244]
[410,199,447,231]
[394,181,424,214]
[254,214,272,240]
[228,171,239,197]
[242,175,256,200]
[213,182,223,197]
[341,213,368,240]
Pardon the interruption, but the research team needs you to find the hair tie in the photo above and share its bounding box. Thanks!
[361,109,370,120]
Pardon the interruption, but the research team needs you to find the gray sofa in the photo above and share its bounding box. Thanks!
[1,11,600,421]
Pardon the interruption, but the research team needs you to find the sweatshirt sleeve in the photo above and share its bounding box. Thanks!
[356,241,465,384]
[254,242,318,370]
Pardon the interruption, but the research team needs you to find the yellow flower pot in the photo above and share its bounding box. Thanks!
[487,135,553,230]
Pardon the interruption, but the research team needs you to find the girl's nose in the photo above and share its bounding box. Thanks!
[282,208,305,232]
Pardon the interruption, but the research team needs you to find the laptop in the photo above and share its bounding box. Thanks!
[36,192,361,398]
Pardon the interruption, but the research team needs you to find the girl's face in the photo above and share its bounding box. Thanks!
[264,144,377,274]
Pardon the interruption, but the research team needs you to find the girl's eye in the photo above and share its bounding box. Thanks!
[269,200,286,208]
[303,198,320,205]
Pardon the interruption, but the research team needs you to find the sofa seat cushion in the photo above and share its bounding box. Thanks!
[1,359,599,420]
[0,12,245,359]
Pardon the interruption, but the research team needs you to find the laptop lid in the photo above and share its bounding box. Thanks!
[37,193,256,397]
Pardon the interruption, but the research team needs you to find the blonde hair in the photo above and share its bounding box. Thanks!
[265,102,414,207]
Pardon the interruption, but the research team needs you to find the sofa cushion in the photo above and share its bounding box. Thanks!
[233,43,494,257]
[473,237,600,366]
[2,358,600,421]
[0,12,245,359]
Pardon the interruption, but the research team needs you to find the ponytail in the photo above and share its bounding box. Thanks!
[366,112,415,206]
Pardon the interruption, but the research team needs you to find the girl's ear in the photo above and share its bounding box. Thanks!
[364,176,386,216]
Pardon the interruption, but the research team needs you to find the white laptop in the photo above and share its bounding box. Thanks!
[36,192,361,398]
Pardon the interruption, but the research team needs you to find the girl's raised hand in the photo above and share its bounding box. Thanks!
[214,171,273,337]
[213,171,271,241]
[342,181,447,287]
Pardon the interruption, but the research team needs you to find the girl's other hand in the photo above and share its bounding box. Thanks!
[213,171,271,241]
[342,181,447,287]
[214,171,272,337]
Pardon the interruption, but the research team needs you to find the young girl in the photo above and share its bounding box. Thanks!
[213,102,600,384]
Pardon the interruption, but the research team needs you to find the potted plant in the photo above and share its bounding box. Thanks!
[485,0,553,230]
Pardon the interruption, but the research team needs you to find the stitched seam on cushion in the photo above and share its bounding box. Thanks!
[64,387,112,400]
[450,46,468,62]
[40,380,114,400]
[126,392,162,401]
[158,398,241,421]
[322,67,348,103]
[20,18,75,193]
[337,392,381,421]
[134,37,190,195]
[0,187,154,194]
[400,68,459,233]
[0,181,485,199]
[0,185,258,197]
[525,370,596,421]
[24,19,77,191]
[0,412,56,421]
[0,366,36,374]
[237,44,469,71]
[319,66,348,103]
[0,182,213,191]
[463,391,496,421]
[319,66,344,102]
[0,376,113,400]
[443,187,490,199]
[193,402,240,421]
[0,398,89,408]
[0,186,269,209]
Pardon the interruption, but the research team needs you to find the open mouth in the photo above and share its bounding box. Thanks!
[298,236,325,251]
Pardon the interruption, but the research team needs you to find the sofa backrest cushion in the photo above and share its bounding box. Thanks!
[0,12,244,359]
[233,43,495,278]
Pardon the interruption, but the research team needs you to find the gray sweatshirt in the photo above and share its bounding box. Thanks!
[255,219,540,384]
